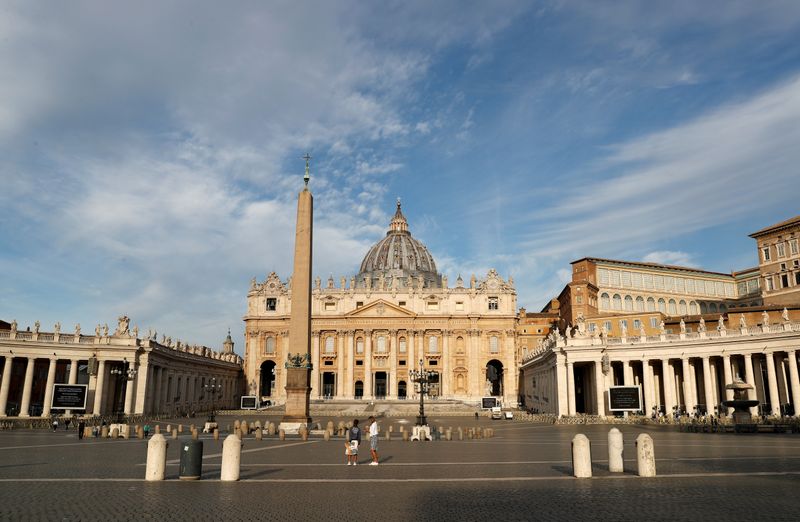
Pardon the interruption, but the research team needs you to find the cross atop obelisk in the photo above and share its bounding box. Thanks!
[280,156,314,429]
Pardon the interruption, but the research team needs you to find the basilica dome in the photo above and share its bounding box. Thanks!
[357,201,441,288]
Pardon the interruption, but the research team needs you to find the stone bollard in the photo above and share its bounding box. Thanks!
[213,428,219,441]
[255,428,263,440]
[268,423,276,436]
[402,430,409,441]
[241,421,249,435]
[85,427,93,439]
[458,427,463,441]
[636,433,656,477]
[385,430,391,441]
[399,425,405,433]
[338,427,345,437]
[327,421,334,432]
[324,430,330,441]
[255,420,262,430]
[145,434,168,481]
[172,430,178,440]
[301,429,309,441]
[178,424,183,434]
[111,427,119,439]
[166,424,172,434]
[279,429,286,440]
[572,434,592,478]
[191,430,198,440]
[220,434,242,482]
[608,428,624,473]
[101,425,109,438]
[446,429,452,441]
[338,421,345,430]
[155,425,161,435]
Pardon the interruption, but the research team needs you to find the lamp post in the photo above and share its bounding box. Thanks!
[109,359,137,424]
[204,377,222,422]
[409,358,437,427]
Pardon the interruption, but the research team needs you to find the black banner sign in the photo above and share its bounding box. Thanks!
[51,384,88,410]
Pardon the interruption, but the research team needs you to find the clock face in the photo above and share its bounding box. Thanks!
[488,279,499,290]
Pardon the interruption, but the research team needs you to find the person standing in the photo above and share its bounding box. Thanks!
[52,417,58,432]
[368,416,379,466]
[77,419,86,440]
[347,419,361,466]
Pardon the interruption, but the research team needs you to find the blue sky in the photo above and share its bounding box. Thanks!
[2,1,800,353]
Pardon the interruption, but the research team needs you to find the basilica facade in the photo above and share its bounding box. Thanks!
[243,202,519,406]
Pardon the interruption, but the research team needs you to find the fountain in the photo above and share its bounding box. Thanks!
[721,378,759,433]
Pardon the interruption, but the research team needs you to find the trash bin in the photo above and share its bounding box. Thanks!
[179,439,203,480]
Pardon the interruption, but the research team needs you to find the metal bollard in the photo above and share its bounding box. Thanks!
[179,439,203,480]
[572,434,592,478]
[608,428,624,473]
[636,433,656,477]
[220,434,242,482]
[145,434,168,481]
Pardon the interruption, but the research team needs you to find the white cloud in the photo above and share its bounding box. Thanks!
[642,251,695,267]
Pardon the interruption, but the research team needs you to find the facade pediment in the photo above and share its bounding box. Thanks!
[345,299,417,318]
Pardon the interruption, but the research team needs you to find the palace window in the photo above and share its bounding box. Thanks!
[781,274,789,288]
[650,317,658,328]
[599,268,609,284]
[777,242,786,258]
[399,337,407,353]
[646,297,656,312]
[679,300,687,315]
[632,272,643,288]
[654,275,664,290]
[324,301,336,311]
[325,336,334,354]
[489,336,499,353]
[668,299,677,315]
[689,301,698,315]
[619,319,628,330]
[265,336,275,354]
[762,247,771,261]
[612,294,622,310]
[795,272,800,285]
[266,298,277,311]
[658,299,666,313]
[686,278,695,293]
[643,274,653,289]
[600,293,610,309]
[588,323,596,333]
[398,301,406,306]
[576,295,583,304]
[428,336,438,353]
[622,271,631,287]
[633,319,641,330]
[636,296,645,312]
[604,321,612,332]
[356,301,364,308]
[624,295,633,311]
[790,240,799,255]
[488,297,499,310]
[356,339,364,354]
[611,271,620,286]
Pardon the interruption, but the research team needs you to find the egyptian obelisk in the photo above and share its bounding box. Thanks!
[280,154,313,430]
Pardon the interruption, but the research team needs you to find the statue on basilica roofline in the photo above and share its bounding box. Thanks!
[679,319,686,334]
[33,321,40,334]
[783,307,790,322]
[75,323,81,336]
[740,314,747,328]
[10,320,17,333]
[698,318,706,333]
[761,310,769,326]
[54,322,61,335]
[717,315,726,331]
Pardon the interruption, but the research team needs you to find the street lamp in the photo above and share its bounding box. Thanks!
[409,358,437,427]
[204,377,222,422]
[109,359,137,423]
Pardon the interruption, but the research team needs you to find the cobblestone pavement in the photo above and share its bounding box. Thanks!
[2,416,800,520]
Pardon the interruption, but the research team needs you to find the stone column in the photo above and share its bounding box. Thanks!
[124,368,136,415]
[92,360,106,415]
[138,360,153,414]
[642,359,653,415]
[364,330,372,399]
[594,360,605,415]
[346,331,354,399]
[311,331,320,399]
[63,359,79,416]
[41,358,58,417]
[152,366,163,414]
[786,350,800,416]
[623,360,633,386]
[0,356,13,417]
[336,332,345,397]
[556,355,569,417]
[701,356,714,414]
[744,354,757,416]
[442,331,450,398]
[661,359,674,413]
[19,357,36,417]
[722,355,734,415]
[389,330,398,399]
[566,361,576,416]
[681,358,695,413]
[408,330,416,399]
[765,352,781,416]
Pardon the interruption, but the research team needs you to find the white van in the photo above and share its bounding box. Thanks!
[491,406,503,420]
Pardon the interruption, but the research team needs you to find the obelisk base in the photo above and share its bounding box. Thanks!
[280,367,311,432]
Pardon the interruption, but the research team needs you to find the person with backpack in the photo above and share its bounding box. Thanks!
[346,419,361,466]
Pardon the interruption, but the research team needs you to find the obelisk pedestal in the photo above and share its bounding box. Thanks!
[279,159,314,434]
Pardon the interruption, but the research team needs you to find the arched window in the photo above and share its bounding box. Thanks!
[612,294,622,310]
[709,302,718,313]
[600,293,610,309]
[624,295,633,311]
[490,336,499,353]
[325,336,334,353]
[428,336,438,353]
[719,303,727,312]
[399,337,407,353]
[668,299,677,315]
[700,302,707,314]
[636,296,645,312]
[689,301,698,315]
[658,299,666,313]
[679,300,687,315]
[646,297,656,312]
[377,335,386,353]
[356,338,364,354]
[265,336,275,354]
[456,336,465,354]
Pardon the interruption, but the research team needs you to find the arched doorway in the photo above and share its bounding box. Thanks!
[398,380,407,399]
[322,372,335,398]
[260,361,276,398]
[486,360,504,397]
[374,372,387,399]
[355,380,363,399]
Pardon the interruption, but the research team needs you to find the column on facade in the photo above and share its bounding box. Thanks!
[311,331,320,400]
[701,356,714,414]
[621,360,632,386]
[555,355,568,416]
[346,331,354,399]
[642,359,653,415]
[337,332,345,397]
[661,359,674,413]
[743,354,757,415]
[364,330,373,399]
[594,359,605,416]
[681,358,695,413]
[389,330,398,399]
[64,359,79,416]
[441,331,450,398]
[0,356,13,417]
[722,354,734,415]
[40,358,58,417]
[19,357,36,417]
[504,331,516,405]
[408,330,416,399]
[786,350,800,416]
[566,361,576,416]
[124,364,137,415]
[709,358,720,409]
[765,352,781,416]
[137,360,152,415]
[92,360,106,415]
[152,366,163,414]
